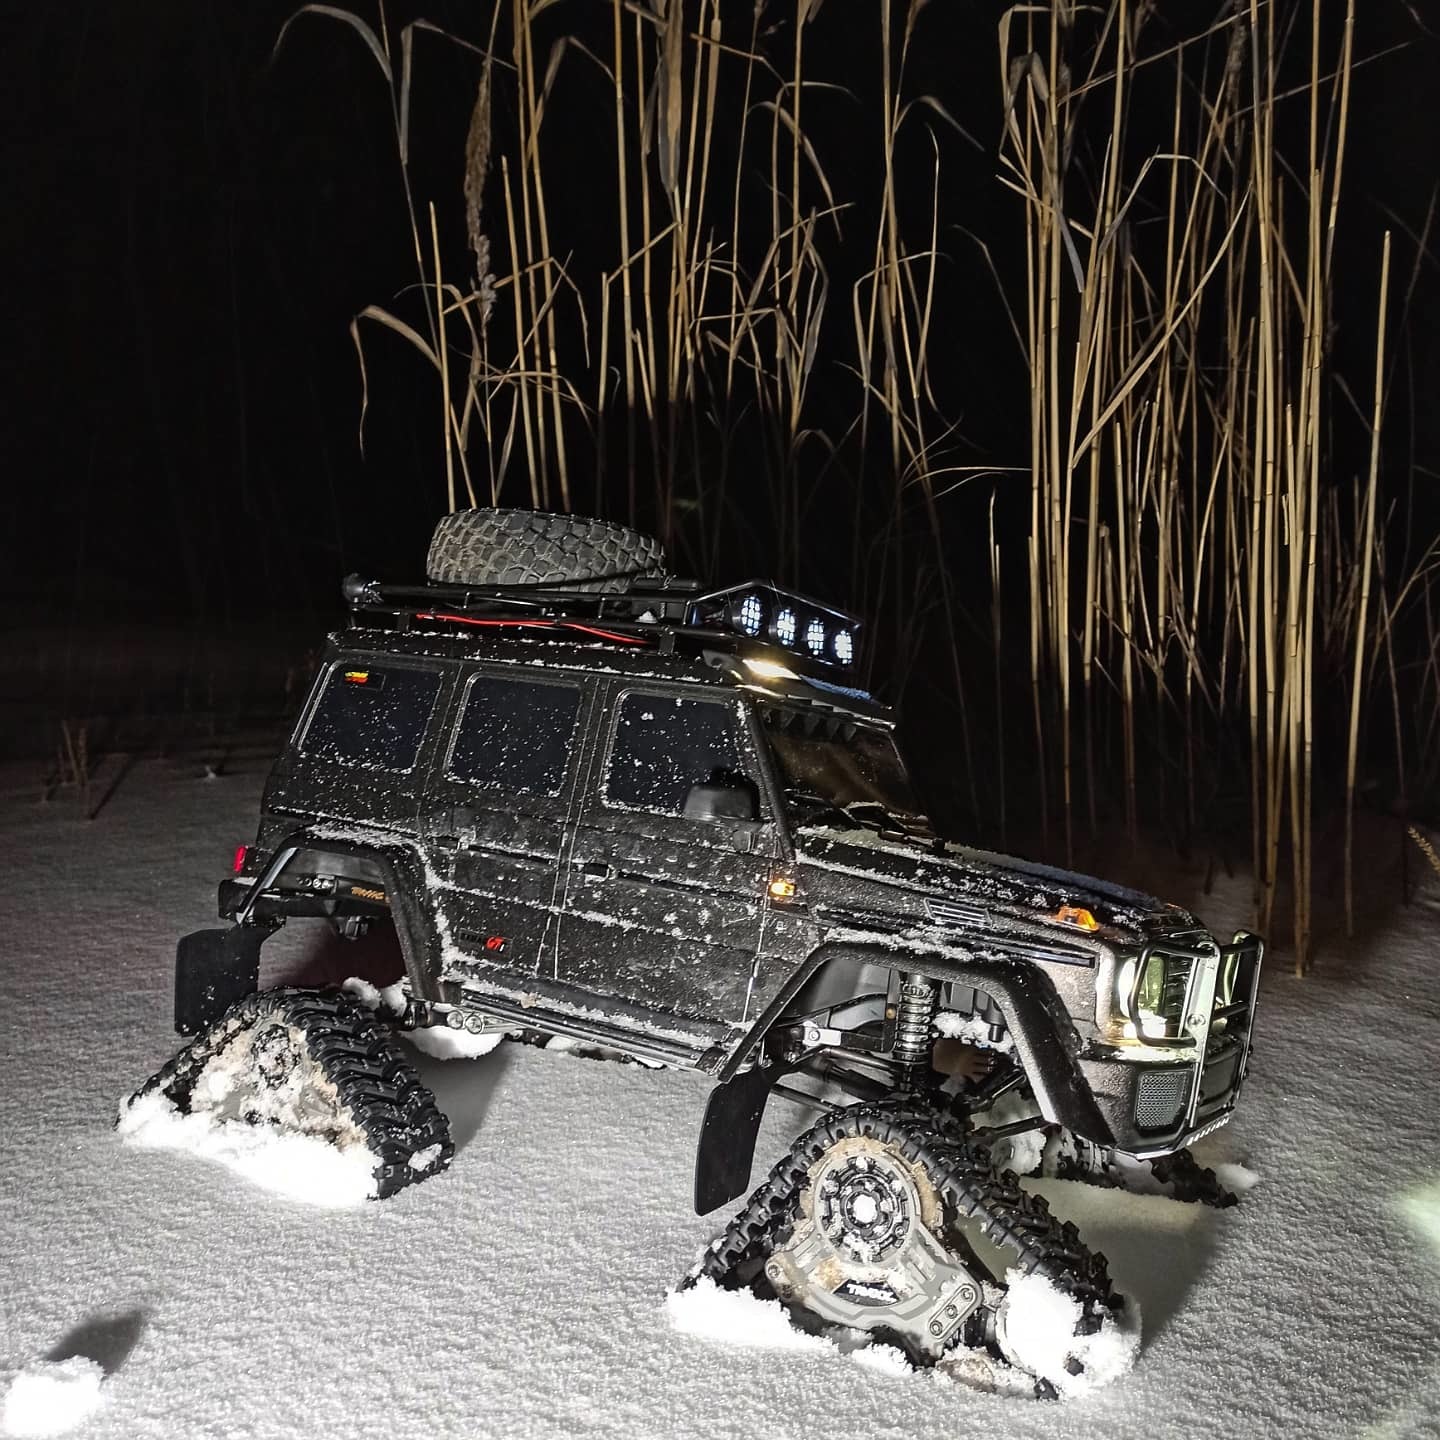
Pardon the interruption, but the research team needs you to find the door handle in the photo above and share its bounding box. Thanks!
[579,861,614,881]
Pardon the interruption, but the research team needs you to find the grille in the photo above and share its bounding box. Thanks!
[1135,1067,1191,1130]
[923,896,986,929]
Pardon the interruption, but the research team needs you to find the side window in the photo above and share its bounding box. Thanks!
[604,691,746,814]
[301,663,443,772]
[447,674,582,795]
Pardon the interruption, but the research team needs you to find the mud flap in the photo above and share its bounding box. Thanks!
[174,926,266,1035]
[693,1062,774,1214]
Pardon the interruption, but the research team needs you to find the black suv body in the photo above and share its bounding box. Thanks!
[182,570,1263,1215]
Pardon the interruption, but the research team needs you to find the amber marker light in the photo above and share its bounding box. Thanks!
[1055,904,1100,932]
[768,874,798,902]
[343,669,370,684]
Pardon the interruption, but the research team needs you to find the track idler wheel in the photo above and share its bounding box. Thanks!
[122,987,454,1200]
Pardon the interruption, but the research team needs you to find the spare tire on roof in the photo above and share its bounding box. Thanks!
[426,508,667,592]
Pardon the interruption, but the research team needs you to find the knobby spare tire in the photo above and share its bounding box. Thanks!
[426,508,667,592]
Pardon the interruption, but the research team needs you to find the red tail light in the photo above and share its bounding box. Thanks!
[232,844,251,874]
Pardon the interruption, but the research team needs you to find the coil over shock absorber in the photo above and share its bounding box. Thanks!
[892,972,939,1089]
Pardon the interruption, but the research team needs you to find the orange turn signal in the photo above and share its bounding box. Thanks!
[768,874,798,902]
[1055,904,1100,932]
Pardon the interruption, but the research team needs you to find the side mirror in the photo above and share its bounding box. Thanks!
[682,778,759,824]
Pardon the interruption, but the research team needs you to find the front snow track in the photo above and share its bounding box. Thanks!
[686,1101,1128,1397]
[123,988,454,1201]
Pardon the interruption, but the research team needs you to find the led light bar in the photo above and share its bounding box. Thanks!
[736,593,764,636]
[696,582,861,670]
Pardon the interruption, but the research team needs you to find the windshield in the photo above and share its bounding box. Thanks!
[758,705,933,837]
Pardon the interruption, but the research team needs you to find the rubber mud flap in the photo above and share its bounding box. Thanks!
[174,926,264,1035]
[694,1062,774,1214]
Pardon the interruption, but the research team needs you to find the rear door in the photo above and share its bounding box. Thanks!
[422,667,594,989]
[556,685,776,1028]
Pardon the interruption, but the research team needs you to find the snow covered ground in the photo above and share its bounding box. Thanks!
[2,758,1438,1438]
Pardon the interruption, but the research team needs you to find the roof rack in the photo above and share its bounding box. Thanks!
[340,572,863,675]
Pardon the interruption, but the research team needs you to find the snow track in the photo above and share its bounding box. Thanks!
[1,761,1438,1438]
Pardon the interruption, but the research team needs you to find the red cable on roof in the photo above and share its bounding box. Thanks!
[414,612,647,645]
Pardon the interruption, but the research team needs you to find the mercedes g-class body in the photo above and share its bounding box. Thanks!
[129,508,1263,1396]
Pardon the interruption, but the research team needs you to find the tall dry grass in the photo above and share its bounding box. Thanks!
[280,1,1438,971]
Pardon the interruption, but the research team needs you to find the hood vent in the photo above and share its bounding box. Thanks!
[924,896,987,929]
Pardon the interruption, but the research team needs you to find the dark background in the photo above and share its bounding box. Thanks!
[5,1,1438,775]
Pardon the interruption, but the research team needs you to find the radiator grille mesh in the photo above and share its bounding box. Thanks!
[1135,1067,1190,1129]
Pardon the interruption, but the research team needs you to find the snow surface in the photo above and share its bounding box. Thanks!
[0,1358,106,1438]
[2,759,1439,1438]
[115,1088,377,1209]
[998,1272,1142,1399]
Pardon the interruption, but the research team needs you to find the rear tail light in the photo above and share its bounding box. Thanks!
[232,844,251,874]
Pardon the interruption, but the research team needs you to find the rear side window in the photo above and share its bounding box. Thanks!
[447,674,582,795]
[301,663,443,772]
[604,691,745,814]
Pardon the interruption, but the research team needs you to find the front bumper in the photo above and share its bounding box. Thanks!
[1080,931,1263,1156]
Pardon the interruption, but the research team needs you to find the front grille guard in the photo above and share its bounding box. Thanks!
[1139,930,1263,1133]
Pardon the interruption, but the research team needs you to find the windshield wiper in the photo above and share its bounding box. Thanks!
[784,787,861,831]
[840,800,918,838]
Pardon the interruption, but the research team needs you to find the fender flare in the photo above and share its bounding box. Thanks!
[249,831,446,1004]
[692,939,1111,1214]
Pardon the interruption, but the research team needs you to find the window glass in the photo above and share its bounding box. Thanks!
[448,675,582,795]
[302,664,442,772]
[604,691,746,813]
[760,705,934,835]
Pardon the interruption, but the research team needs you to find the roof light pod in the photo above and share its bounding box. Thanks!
[735,593,765,637]
[774,607,798,647]
[804,618,826,656]
[832,629,855,665]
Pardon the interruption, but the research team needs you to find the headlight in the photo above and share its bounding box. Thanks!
[1114,951,1194,1041]
[1136,954,1168,1018]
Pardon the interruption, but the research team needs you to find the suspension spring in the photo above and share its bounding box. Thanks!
[892,973,939,1086]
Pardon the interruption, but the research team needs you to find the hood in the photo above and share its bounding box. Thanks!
[793,826,1198,948]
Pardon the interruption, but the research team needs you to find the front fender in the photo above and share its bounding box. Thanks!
[721,939,1112,1143]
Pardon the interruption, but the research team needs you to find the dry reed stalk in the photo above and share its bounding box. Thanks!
[1344,230,1392,936]
[1408,825,1440,886]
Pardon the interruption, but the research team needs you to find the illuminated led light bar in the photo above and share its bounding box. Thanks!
[693,582,861,670]
[736,593,764,636]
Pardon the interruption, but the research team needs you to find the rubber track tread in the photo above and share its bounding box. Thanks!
[426,508,666,591]
[686,1102,1117,1362]
[126,987,454,1200]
